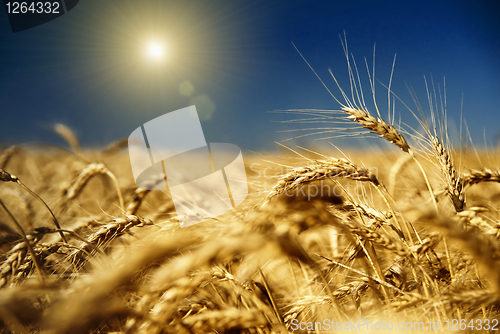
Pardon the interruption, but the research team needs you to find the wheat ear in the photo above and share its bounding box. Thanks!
[53,123,81,154]
[70,215,152,268]
[66,163,125,210]
[264,158,379,203]
[431,137,465,211]
[0,199,44,286]
[0,146,20,169]
[463,169,500,187]
[342,106,410,152]
[294,42,439,212]
[264,158,412,242]
[341,106,438,211]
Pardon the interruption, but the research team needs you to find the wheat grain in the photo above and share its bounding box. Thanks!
[419,211,500,294]
[1,147,499,332]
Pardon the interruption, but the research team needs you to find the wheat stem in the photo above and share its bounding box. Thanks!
[1,169,67,243]
[0,199,45,286]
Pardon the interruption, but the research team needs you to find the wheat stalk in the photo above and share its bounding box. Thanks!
[1,168,67,243]
[104,137,128,155]
[126,176,165,215]
[329,211,410,257]
[126,187,150,215]
[388,154,413,195]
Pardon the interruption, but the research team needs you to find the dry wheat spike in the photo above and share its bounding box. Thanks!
[342,106,410,152]
[463,168,500,187]
[431,136,465,211]
[265,158,379,203]
[65,163,125,210]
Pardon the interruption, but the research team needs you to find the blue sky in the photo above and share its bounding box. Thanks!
[1,0,499,151]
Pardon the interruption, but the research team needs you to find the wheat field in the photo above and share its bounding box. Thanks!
[1,46,500,333]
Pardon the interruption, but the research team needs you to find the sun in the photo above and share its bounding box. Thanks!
[146,42,166,60]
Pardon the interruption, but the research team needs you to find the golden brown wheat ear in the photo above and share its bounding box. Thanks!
[53,123,81,154]
[342,106,410,153]
[0,146,20,169]
[431,136,465,211]
[0,200,44,288]
[64,163,125,210]
[69,215,153,269]
[463,168,500,187]
[294,39,439,212]
[264,157,379,203]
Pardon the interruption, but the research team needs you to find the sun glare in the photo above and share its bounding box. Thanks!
[147,42,166,60]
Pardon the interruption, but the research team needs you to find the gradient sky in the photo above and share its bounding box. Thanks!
[1,0,499,152]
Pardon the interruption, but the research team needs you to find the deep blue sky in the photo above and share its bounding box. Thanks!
[1,0,499,151]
